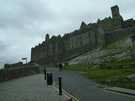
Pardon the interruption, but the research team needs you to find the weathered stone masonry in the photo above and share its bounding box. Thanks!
[31,5,135,65]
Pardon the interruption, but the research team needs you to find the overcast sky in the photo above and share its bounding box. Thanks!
[0,0,135,64]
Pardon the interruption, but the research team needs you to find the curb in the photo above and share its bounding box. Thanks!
[53,82,79,101]
[104,87,135,96]
[62,88,80,101]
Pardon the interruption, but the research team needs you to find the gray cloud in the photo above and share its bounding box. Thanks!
[0,0,135,63]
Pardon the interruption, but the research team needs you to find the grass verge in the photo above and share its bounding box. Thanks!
[64,64,135,90]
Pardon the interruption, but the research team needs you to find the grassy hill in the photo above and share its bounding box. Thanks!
[65,39,135,90]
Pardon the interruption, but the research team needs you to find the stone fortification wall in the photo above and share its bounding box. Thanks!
[31,24,106,65]
[31,5,135,65]
[105,26,135,44]
[31,35,64,65]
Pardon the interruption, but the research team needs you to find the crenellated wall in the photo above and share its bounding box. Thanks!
[31,5,135,65]
[31,25,106,65]
[105,26,135,44]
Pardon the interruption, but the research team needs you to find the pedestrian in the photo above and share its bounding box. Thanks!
[59,63,63,71]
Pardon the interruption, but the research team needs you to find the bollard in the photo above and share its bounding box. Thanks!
[58,77,62,95]
[44,68,47,80]
[47,73,53,85]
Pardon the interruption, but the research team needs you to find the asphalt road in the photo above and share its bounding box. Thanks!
[47,68,135,101]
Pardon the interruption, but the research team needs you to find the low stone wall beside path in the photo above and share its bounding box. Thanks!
[0,64,41,82]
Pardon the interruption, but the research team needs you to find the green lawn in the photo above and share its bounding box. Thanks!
[64,64,135,90]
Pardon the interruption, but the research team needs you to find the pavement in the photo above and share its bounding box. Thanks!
[47,68,135,101]
[0,74,70,101]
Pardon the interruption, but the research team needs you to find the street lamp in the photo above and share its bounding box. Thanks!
[21,57,27,64]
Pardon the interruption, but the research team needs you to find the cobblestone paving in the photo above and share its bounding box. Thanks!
[0,74,67,101]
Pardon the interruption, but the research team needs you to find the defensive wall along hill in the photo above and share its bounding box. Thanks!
[31,5,135,65]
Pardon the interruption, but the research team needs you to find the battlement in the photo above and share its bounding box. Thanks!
[31,5,135,65]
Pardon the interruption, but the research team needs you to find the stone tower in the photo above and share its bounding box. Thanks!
[80,21,87,29]
[45,34,50,42]
[111,5,120,18]
[111,5,123,28]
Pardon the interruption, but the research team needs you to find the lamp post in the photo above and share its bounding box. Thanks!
[21,57,27,64]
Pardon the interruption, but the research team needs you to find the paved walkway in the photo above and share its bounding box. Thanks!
[48,68,135,101]
[0,74,68,101]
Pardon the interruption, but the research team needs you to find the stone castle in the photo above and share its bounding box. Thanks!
[31,5,135,65]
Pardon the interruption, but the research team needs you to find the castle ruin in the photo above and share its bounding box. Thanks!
[31,5,135,65]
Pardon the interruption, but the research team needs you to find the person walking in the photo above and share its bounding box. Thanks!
[59,63,63,71]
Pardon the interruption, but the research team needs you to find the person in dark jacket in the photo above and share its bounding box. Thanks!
[59,63,63,71]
